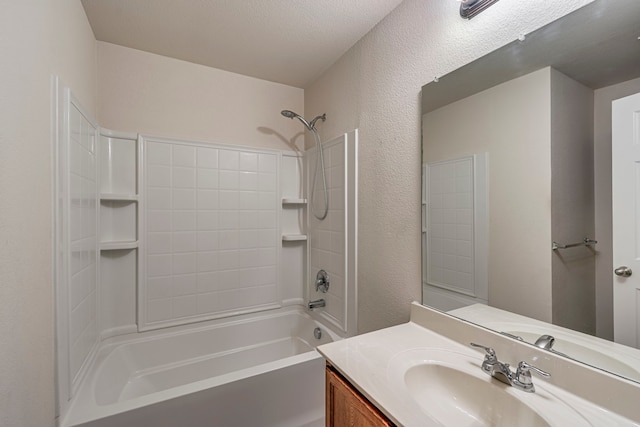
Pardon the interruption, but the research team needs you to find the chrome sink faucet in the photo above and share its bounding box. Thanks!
[534,334,555,350]
[532,334,570,358]
[470,343,550,393]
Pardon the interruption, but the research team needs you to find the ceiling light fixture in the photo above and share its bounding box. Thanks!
[458,0,500,19]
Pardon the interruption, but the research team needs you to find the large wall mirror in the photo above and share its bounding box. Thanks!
[421,0,640,383]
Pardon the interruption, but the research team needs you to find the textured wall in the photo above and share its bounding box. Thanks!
[0,1,97,426]
[305,0,593,333]
[97,42,305,152]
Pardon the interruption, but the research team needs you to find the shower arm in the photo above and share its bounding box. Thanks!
[308,114,326,130]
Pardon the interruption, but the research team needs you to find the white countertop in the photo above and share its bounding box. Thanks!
[319,320,458,426]
[317,302,640,427]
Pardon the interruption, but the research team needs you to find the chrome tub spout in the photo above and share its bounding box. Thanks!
[308,299,326,310]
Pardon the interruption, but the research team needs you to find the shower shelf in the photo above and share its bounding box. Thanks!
[282,198,307,205]
[100,240,138,250]
[282,234,307,241]
[101,193,138,201]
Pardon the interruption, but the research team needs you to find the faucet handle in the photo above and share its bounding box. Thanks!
[514,361,550,392]
[470,343,497,362]
[517,361,550,378]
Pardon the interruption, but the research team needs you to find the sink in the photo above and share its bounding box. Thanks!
[405,363,550,426]
[387,348,592,427]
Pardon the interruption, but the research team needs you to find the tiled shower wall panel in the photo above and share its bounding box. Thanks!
[68,102,99,384]
[141,139,280,330]
[309,135,347,330]
[426,157,475,296]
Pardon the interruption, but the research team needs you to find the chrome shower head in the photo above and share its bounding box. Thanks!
[281,110,325,131]
[281,110,298,119]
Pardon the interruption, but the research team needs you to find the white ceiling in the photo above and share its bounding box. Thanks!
[81,0,404,88]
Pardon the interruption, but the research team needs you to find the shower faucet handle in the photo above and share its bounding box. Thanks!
[315,270,330,293]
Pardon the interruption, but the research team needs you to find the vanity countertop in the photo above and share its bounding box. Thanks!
[318,316,456,426]
[317,302,640,427]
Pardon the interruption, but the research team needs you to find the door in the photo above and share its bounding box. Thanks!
[613,92,640,348]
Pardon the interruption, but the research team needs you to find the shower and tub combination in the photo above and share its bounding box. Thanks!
[54,81,357,427]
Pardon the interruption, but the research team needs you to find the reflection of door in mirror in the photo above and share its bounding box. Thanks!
[613,92,640,349]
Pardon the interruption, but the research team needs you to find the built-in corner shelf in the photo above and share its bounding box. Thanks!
[282,198,307,205]
[282,234,308,242]
[281,198,307,242]
[100,193,138,202]
[99,133,139,253]
[100,240,139,250]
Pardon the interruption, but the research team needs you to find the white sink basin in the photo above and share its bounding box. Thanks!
[387,349,592,427]
[405,363,551,426]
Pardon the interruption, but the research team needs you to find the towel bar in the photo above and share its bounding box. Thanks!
[552,238,597,250]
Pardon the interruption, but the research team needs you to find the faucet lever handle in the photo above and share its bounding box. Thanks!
[511,361,551,393]
[470,342,497,361]
[517,361,550,379]
[514,361,550,392]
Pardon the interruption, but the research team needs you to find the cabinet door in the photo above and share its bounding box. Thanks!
[326,365,394,427]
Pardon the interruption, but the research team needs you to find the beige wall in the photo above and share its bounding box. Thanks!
[98,42,304,151]
[305,0,593,332]
[594,76,640,340]
[550,69,595,333]
[0,1,97,426]
[423,68,553,322]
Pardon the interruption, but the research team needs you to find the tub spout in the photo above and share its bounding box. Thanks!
[308,299,326,310]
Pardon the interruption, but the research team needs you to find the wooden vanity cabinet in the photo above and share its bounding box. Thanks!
[325,363,395,427]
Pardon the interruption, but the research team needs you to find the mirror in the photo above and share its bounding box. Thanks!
[421,0,640,383]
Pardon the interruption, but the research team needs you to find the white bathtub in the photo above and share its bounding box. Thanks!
[60,306,340,427]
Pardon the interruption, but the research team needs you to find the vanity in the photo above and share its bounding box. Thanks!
[318,302,640,426]
[325,363,394,426]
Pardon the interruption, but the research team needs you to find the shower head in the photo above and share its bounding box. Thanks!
[281,110,326,131]
[281,109,311,130]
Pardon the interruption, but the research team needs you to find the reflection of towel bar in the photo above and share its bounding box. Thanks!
[552,238,597,250]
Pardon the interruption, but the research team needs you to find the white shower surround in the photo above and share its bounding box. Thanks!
[139,137,282,330]
[307,131,358,336]
[54,84,101,413]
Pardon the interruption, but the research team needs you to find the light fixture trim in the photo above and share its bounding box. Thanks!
[459,0,500,19]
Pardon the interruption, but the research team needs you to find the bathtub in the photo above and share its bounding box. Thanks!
[60,306,340,427]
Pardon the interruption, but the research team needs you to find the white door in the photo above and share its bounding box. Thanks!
[613,92,640,348]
